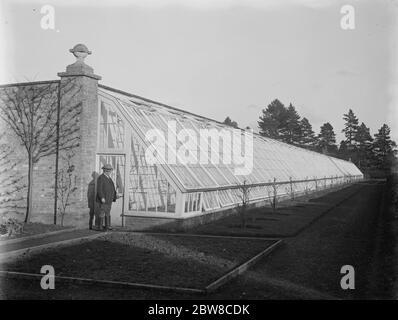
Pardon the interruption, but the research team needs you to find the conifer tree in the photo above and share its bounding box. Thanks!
[223,116,239,129]
[258,99,288,139]
[282,103,301,144]
[354,122,374,169]
[342,109,359,146]
[317,122,337,155]
[372,124,397,170]
[299,117,317,149]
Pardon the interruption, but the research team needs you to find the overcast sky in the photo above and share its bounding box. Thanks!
[1,0,397,142]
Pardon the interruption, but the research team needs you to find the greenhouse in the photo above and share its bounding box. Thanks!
[0,44,363,227]
[97,85,363,222]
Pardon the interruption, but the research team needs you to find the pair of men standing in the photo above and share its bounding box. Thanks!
[88,163,119,231]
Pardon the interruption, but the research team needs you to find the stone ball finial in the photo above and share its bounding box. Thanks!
[69,43,92,62]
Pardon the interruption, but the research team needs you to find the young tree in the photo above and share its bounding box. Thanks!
[342,109,359,146]
[267,178,280,211]
[282,103,301,145]
[0,80,81,223]
[299,117,317,149]
[317,122,337,155]
[236,180,252,228]
[372,124,397,170]
[57,151,78,226]
[258,99,288,139]
[0,134,25,216]
[223,116,239,128]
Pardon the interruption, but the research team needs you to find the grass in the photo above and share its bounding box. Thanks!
[182,185,363,238]
[0,222,71,241]
[185,203,328,238]
[2,232,277,289]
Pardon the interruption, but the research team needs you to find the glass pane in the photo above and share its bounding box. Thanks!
[128,131,176,213]
[99,100,125,150]
[100,88,363,199]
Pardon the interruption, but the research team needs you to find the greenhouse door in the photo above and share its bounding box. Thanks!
[96,154,126,226]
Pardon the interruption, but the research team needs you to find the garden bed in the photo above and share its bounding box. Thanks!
[181,184,364,238]
[2,232,276,289]
[184,204,327,237]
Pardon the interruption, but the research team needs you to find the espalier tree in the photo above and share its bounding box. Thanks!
[0,79,81,223]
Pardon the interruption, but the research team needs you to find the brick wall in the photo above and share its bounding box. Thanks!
[0,71,100,227]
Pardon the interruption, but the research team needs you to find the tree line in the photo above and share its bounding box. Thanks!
[223,99,397,176]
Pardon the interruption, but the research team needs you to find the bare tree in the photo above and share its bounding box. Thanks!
[0,133,25,216]
[304,177,312,196]
[57,151,78,226]
[236,180,252,228]
[0,79,81,223]
[288,177,295,200]
[267,178,279,211]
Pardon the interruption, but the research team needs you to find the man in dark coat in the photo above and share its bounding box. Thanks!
[96,163,117,231]
[87,172,99,230]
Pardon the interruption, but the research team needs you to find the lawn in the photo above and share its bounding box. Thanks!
[2,232,277,289]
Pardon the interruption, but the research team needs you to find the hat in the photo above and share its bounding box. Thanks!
[101,163,113,171]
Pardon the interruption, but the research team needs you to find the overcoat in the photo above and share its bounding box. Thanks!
[87,180,96,209]
[96,173,117,204]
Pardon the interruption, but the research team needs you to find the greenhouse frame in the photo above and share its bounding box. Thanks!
[97,84,363,224]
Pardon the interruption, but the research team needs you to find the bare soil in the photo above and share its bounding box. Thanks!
[1,233,276,289]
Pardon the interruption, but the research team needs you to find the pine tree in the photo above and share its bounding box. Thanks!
[223,116,238,128]
[354,122,374,170]
[282,103,301,145]
[372,124,397,170]
[317,122,337,155]
[258,99,288,139]
[338,140,349,160]
[342,109,359,146]
[299,117,317,149]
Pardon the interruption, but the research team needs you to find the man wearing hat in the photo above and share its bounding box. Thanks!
[96,163,117,231]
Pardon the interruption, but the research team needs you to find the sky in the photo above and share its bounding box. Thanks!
[0,0,397,142]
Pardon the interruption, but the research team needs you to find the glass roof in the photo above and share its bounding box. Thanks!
[99,87,363,192]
